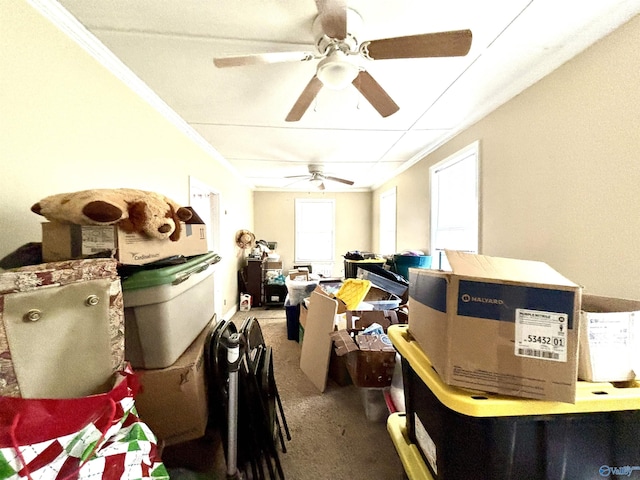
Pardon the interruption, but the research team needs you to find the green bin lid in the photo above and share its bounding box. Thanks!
[121,251,221,291]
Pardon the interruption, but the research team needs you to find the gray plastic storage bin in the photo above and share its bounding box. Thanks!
[122,252,220,368]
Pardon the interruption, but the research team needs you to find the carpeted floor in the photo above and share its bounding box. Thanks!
[165,307,406,480]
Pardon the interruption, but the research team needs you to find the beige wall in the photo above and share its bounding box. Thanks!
[1,1,254,317]
[253,191,372,277]
[4,2,638,308]
[374,15,640,299]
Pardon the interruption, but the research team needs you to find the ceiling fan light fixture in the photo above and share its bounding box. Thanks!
[316,51,360,90]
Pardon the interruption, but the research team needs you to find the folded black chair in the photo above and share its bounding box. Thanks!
[242,317,291,447]
[206,319,261,478]
[206,316,290,480]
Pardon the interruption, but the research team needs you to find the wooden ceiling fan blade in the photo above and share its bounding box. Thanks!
[213,51,315,68]
[324,175,354,185]
[362,29,472,60]
[352,70,399,118]
[285,76,323,122]
[315,0,347,39]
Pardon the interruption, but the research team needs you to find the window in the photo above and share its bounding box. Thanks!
[295,199,335,262]
[379,187,397,255]
[430,142,479,269]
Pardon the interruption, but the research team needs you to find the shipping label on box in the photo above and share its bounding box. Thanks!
[408,250,581,403]
[515,308,570,362]
[81,226,117,255]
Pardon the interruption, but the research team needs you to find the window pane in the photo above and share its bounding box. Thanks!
[295,199,335,262]
[431,143,479,260]
[379,187,397,255]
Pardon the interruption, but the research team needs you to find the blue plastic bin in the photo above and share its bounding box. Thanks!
[284,296,300,341]
[393,255,431,280]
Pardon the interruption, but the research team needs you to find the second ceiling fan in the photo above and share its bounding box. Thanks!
[285,164,354,190]
[213,0,472,122]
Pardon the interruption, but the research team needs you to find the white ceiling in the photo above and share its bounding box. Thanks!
[54,0,639,191]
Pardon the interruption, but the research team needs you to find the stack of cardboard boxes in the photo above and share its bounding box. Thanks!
[39,209,216,448]
[389,250,640,479]
[406,249,640,403]
[298,271,409,420]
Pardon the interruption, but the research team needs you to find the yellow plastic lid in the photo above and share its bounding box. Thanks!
[388,324,640,417]
[335,278,371,310]
[387,413,433,480]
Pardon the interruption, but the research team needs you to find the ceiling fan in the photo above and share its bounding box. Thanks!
[213,0,472,122]
[285,164,355,190]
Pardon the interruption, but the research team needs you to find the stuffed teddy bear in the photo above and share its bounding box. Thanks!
[31,188,193,241]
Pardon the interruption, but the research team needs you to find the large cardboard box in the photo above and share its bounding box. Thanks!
[408,250,581,403]
[41,207,207,265]
[329,329,396,388]
[134,320,211,446]
[578,294,640,382]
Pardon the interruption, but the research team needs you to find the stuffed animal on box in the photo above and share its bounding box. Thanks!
[31,188,193,241]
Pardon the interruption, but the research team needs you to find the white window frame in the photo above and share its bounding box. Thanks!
[379,187,397,255]
[294,198,335,263]
[430,141,480,269]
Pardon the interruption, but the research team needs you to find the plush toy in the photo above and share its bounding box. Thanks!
[31,188,193,241]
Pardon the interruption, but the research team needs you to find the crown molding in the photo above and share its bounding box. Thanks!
[26,0,246,183]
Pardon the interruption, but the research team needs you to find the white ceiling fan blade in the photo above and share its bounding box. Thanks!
[213,51,315,68]
[324,175,354,186]
[284,177,310,188]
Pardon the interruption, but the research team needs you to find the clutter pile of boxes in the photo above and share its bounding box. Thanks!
[1,192,219,452]
[290,263,410,421]
[122,251,219,446]
[386,250,640,479]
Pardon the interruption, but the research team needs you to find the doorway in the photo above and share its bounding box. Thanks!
[189,176,222,319]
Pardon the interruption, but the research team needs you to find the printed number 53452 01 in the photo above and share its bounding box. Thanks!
[526,335,564,347]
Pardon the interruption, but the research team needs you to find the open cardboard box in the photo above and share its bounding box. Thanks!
[288,267,310,281]
[301,283,406,391]
[344,309,403,333]
[409,250,581,403]
[579,294,640,382]
[331,309,402,389]
[42,207,208,266]
[330,329,396,388]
